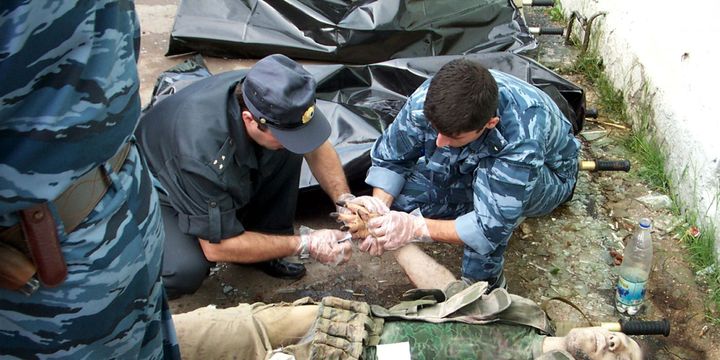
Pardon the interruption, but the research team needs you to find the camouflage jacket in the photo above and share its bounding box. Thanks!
[0,1,141,219]
[0,2,179,359]
[366,71,580,255]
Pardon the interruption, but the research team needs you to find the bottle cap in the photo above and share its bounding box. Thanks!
[639,218,652,229]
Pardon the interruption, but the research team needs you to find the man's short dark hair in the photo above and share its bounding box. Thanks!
[423,59,498,135]
[234,82,248,111]
[234,82,269,131]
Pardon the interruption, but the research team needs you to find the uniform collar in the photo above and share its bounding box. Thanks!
[459,125,507,160]
[227,85,259,170]
[484,126,508,155]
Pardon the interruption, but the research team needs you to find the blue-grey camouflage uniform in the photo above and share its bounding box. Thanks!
[366,70,580,281]
[0,1,179,358]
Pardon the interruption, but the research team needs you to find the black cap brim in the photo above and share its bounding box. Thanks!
[268,108,331,154]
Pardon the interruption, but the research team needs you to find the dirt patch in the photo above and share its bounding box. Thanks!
[167,195,464,312]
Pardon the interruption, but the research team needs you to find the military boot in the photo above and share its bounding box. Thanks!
[461,269,507,294]
[255,259,306,280]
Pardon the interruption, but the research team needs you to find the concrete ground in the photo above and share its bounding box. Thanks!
[136,1,719,358]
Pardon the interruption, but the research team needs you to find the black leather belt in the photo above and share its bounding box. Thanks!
[0,142,132,291]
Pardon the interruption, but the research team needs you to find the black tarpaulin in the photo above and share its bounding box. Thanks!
[145,53,585,189]
[167,0,537,63]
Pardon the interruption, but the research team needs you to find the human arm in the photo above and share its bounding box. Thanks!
[199,229,352,265]
[372,187,394,208]
[344,193,464,254]
[364,80,430,198]
[365,154,533,255]
[362,211,464,256]
[198,231,299,263]
[424,218,463,245]
[304,140,350,202]
[348,161,537,257]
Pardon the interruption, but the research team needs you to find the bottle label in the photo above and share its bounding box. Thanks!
[616,276,647,306]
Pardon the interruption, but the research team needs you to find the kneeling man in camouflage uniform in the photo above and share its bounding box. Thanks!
[342,58,581,290]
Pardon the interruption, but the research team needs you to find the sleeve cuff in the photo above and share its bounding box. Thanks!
[455,212,496,255]
[365,166,406,198]
[177,207,245,242]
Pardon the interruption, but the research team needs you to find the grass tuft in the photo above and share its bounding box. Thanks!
[572,52,627,120]
[623,130,670,193]
[681,222,720,323]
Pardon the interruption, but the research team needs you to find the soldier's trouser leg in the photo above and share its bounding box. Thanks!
[173,302,318,360]
[240,151,303,234]
[525,164,577,217]
[160,203,214,298]
[460,243,508,283]
[462,163,577,283]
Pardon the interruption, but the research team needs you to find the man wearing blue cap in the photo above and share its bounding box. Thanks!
[137,54,353,298]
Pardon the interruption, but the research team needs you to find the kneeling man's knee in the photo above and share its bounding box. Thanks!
[163,257,213,299]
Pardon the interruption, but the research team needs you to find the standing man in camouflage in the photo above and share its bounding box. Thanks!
[0,1,179,358]
[348,58,580,290]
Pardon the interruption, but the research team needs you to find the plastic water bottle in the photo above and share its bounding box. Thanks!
[615,218,653,315]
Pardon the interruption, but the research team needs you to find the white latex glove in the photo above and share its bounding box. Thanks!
[332,195,390,241]
[366,209,431,251]
[298,227,352,266]
[344,195,390,215]
[336,193,356,215]
[359,235,384,256]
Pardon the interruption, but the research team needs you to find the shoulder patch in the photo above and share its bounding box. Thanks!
[210,137,234,175]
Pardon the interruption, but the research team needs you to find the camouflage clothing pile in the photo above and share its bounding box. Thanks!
[366,71,580,281]
[0,1,179,358]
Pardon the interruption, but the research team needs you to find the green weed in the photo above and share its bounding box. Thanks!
[680,222,720,324]
[572,52,626,120]
[547,3,565,23]
[623,130,670,193]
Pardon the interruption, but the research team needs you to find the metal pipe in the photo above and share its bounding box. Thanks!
[565,11,607,53]
[523,0,555,6]
[529,27,565,35]
[580,160,631,172]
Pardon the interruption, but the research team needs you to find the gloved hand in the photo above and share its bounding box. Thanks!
[332,195,390,241]
[358,235,384,257]
[335,193,356,215]
[344,196,390,215]
[366,209,431,251]
[297,227,352,266]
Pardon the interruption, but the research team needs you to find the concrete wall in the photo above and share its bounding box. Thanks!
[558,0,720,259]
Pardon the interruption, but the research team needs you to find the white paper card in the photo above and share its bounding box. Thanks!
[376,341,411,360]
